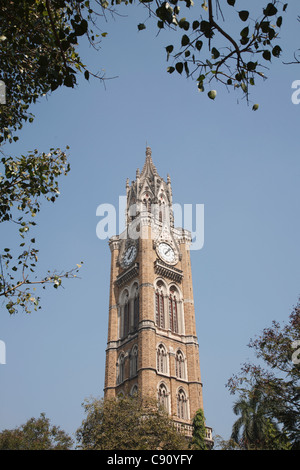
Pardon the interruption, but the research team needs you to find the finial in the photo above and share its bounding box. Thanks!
[146,145,152,158]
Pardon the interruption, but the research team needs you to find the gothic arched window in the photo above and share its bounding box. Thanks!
[169,290,178,334]
[130,344,138,377]
[177,388,188,420]
[175,349,185,380]
[158,383,169,412]
[117,352,125,384]
[155,285,165,329]
[130,384,138,397]
[123,293,129,337]
[142,195,151,213]
[157,343,168,374]
[133,287,139,332]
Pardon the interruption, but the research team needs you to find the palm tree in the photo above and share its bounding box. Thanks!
[231,387,279,450]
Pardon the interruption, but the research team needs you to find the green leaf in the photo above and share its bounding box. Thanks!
[195,40,203,51]
[272,45,282,57]
[166,45,174,60]
[175,62,184,74]
[240,26,249,38]
[208,90,217,100]
[181,34,189,47]
[227,0,235,6]
[138,23,146,31]
[263,50,271,61]
[263,3,278,16]
[178,18,190,31]
[200,20,213,38]
[167,66,175,74]
[211,47,220,59]
[247,61,257,71]
[239,11,249,22]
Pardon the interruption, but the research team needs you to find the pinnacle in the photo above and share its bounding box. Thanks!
[141,145,158,178]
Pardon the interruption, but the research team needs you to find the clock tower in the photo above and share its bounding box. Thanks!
[104,147,212,442]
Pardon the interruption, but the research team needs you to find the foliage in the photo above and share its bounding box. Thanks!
[213,435,242,450]
[190,408,208,450]
[227,299,300,449]
[129,0,290,105]
[0,413,73,450]
[0,147,82,314]
[76,395,189,450]
[0,0,297,137]
[231,387,290,450]
[0,0,107,143]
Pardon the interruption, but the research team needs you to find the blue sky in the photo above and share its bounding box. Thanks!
[1,2,300,446]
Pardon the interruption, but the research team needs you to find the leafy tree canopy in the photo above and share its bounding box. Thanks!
[0,412,73,450]
[227,299,300,449]
[0,0,295,144]
[0,147,82,314]
[191,408,208,450]
[76,395,189,450]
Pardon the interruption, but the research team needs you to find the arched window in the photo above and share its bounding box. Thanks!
[130,344,138,377]
[130,384,138,397]
[133,287,139,331]
[177,388,188,420]
[142,196,151,213]
[169,289,178,334]
[155,284,165,329]
[117,352,125,384]
[119,289,130,339]
[175,350,185,379]
[158,383,169,412]
[157,343,168,374]
[123,293,129,337]
[159,200,164,223]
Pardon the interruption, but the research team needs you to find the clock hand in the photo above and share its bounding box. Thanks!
[128,247,133,257]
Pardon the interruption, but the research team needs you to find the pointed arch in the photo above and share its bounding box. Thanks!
[157,382,170,414]
[118,289,130,339]
[177,387,189,420]
[130,344,138,377]
[175,349,186,380]
[116,352,125,385]
[155,279,167,329]
[156,343,168,375]
[168,284,184,334]
[130,384,138,397]
[132,283,139,332]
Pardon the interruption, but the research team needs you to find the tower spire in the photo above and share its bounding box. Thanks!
[141,145,158,179]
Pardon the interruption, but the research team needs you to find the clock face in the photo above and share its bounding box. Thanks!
[122,245,137,267]
[157,242,176,264]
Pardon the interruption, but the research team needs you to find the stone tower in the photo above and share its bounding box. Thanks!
[104,147,211,441]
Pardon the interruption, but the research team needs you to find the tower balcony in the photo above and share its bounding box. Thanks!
[173,420,214,448]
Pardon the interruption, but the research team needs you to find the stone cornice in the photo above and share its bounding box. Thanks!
[154,259,183,283]
[115,262,139,287]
